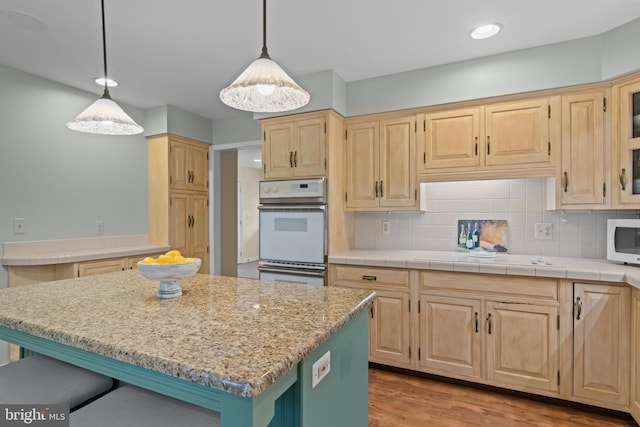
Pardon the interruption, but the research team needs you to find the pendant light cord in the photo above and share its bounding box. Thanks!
[259,0,270,59]
[100,0,111,98]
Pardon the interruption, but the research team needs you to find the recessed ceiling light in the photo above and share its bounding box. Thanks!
[470,23,502,40]
[253,158,261,163]
[94,77,118,87]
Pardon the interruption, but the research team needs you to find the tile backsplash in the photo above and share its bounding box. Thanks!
[353,178,639,259]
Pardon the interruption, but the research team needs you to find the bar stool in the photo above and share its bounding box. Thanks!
[70,385,221,427]
[0,355,114,409]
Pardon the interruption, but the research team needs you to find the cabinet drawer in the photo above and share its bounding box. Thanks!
[420,271,558,302]
[330,265,409,289]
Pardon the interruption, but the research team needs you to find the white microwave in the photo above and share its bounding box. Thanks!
[607,219,640,265]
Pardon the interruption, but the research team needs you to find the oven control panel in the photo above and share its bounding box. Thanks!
[259,178,326,202]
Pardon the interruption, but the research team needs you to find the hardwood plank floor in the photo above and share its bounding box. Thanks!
[369,367,637,426]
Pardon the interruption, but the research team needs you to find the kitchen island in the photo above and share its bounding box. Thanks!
[0,271,375,427]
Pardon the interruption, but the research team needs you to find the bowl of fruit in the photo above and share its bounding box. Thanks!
[137,250,201,299]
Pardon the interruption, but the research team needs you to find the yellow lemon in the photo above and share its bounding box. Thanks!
[185,258,195,263]
[140,257,156,265]
[172,255,186,264]
[157,254,173,264]
[165,250,182,258]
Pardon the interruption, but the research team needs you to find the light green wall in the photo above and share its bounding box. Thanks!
[211,114,262,145]
[145,104,213,144]
[0,64,149,289]
[602,17,640,79]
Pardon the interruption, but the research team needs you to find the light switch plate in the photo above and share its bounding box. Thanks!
[312,350,331,388]
[382,220,390,235]
[14,218,25,235]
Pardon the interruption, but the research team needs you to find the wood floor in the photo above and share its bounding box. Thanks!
[368,367,637,427]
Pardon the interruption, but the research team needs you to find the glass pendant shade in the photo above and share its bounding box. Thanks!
[66,89,143,135]
[220,57,310,113]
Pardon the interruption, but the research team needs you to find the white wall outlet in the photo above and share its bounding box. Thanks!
[534,223,553,240]
[95,220,105,235]
[382,220,391,235]
[311,350,331,388]
[13,218,25,235]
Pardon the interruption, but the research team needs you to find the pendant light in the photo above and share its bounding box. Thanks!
[66,0,143,135]
[219,0,310,113]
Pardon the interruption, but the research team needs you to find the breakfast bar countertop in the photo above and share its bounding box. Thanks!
[0,271,375,398]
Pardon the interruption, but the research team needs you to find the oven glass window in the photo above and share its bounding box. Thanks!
[275,218,307,232]
[614,226,640,255]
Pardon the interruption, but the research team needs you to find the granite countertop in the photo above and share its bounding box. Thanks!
[2,245,171,266]
[329,249,640,289]
[0,271,375,397]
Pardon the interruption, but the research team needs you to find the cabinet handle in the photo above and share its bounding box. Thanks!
[474,137,478,156]
[370,306,374,318]
[294,151,298,167]
[575,297,582,320]
[380,181,384,198]
[620,168,627,191]
[563,172,569,193]
[487,136,491,155]
[486,313,492,334]
[474,312,479,333]
[362,275,377,281]
[289,151,293,167]
[375,181,379,198]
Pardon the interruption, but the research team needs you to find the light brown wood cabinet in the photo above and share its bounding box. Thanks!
[328,264,412,368]
[572,283,630,408]
[419,97,555,181]
[613,77,640,208]
[148,134,210,273]
[552,89,609,209]
[418,271,560,395]
[261,111,327,180]
[76,258,128,277]
[344,115,419,211]
[631,288,640,424]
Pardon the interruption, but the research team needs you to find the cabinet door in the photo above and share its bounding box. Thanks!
[345,121,380,209]
[294,117,326,177]
[189,193,209,273]
[485,98,551,167]
[486,302,558,393]
[369,290,411,368]
[423,107,481,170]
[379,116,416,208]
[170,139,190,191]
[573,283,630,406]
[617,80,640,206]
[419,295,482,379]
[263,122,294,179]
[170,193,190,256]
[77,258,127,277]
[632,288,640,423]
[189,143,209,192]
[560,91,607,206]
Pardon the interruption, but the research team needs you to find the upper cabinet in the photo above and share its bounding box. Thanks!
[344,115,419,211]
[169,136,209,193]
[261,111,327,180]
[552,88,610,209]
[613,77,640,208]
[419,97,557,181]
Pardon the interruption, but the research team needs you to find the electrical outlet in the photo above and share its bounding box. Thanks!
[312,351,331,388]
[95,220,104,235]
[382,220,391,235]
[13,218,25,235]
[534,223,553,240]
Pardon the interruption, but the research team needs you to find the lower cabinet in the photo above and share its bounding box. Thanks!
[328,264,411,369]
[573,282,630,408]
[417,272,560,396]
[631,288,640,423]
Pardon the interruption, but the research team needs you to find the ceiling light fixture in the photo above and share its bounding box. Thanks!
[66,0,143,135]
[219,0,310,113]
[470,23,502,40]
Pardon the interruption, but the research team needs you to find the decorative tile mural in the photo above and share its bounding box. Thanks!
[457,219,508,252]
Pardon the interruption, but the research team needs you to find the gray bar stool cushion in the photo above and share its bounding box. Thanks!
[70,385,221,427]
[0,355,113,408]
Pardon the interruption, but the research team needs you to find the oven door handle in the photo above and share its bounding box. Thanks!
[258,205,326,211]
[258,266,327,277]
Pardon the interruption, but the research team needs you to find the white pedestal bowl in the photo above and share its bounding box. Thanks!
[136,259,201,299]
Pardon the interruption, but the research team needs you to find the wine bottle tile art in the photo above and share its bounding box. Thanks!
[457,220,508,252]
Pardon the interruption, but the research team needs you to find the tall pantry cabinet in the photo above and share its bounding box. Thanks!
[148,134,210,273]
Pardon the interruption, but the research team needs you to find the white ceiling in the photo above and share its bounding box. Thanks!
[2,0,640,122]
